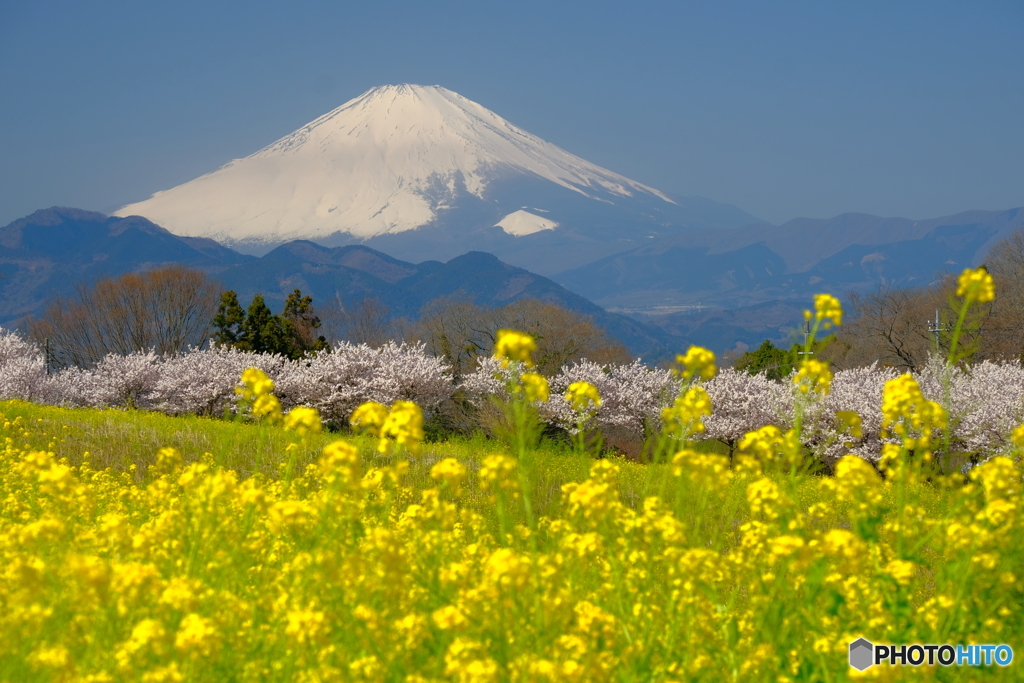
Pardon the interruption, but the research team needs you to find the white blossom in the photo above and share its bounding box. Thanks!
[700,368,780,447]
[77,351,163,408]
[2,324,1023,464]
[149,347,286,416]
[274,341,453,427]
[0,329,51,403]
[545,359,676,437]
[812,364,900,464]
[460,356,519,405]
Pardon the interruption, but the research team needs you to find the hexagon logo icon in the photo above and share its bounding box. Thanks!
[849,638,874,671]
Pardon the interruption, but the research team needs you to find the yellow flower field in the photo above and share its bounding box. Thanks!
[2,395,1021,681]
[1,270,1021,682]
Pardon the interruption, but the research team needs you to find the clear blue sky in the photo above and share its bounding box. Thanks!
[1,0,1022,227]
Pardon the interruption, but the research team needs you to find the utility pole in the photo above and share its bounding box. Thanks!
[797,319,813,357]
[927,309,949,353]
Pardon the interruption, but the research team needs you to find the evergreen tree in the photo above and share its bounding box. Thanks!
[211,291,246,347]
[212,289,328,357]
[734,339,793,380]
[281,288,328,358]
[283,289,315,321]
[735,335,836,379]
[239,294,289,354]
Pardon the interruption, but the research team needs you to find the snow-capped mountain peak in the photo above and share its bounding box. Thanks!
[114,84,673,247]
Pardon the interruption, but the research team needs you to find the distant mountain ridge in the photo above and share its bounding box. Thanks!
[551,206,1024,354]
[113,84,765,274]
[216,243,679,358]
[557,207,1024,312]
[0,208,681,360]
[5,204,1022,357]
[0,207,253,322]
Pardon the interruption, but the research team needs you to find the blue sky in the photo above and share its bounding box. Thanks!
[1,0,1022,227]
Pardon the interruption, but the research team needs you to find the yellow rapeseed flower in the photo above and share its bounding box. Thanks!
[675,346,717,381]
[1010,424,1024,449]
[231,368,280,421]
[174,613,218,656]
[379,400,424,455]
[252,394,282,421]
[956,267,995,304]
[433,605,468,630]
[794,359,832,395]
[746,478,786,521]
[835,410,863,439]
[738,425,786,462]
[821,529,856,557]
[494,329,537,368]
[431,458,468,490]
[565,381,602,412]
[671,449,732,489]
[971,456,1020,502]
[812,293,843,327]
[881,374,947,448]
[319,440,361,487]
[479,454,519,497]
[117,618,167,666]
[350,401,389,436]
[520,372,550,403]
[3,352,1021,683]
[484,548,530,589]
[285,609,327,645]
[769,535,805,560]
[236,368,282,422]
[885,559,916,586]
[283,406,322,437]
[662,386,712,438]
[238,367,275,398]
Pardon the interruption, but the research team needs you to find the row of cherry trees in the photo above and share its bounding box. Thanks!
[0,329,452,427]
[2,327,1022,462]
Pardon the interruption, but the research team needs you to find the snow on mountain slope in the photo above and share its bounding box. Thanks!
[495,210,558,236]
[114,84,674,247]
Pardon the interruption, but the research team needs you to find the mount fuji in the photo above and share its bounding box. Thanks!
[114,84,763,275]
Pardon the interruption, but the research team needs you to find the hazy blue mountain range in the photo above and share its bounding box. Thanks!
[4,205,1023,357]
[344,183,764,276]
[556,208,1024,311]
[0,207,253,322]
[226,243,681,358]
[0,208,682,360]
[555,206,1024,353]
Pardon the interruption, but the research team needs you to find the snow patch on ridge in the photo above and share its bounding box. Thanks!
[496,210,559,237]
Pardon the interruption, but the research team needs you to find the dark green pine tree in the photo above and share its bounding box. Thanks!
[281,288,329,358]
[283,288,315,320]
[239,294,289,355]
[211,291,246,347]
